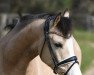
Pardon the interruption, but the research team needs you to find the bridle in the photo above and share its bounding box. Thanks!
[41,15,79,75]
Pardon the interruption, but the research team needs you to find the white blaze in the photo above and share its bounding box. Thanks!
[66,37,82,75]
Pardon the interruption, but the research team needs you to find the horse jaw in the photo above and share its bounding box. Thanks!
[65,36,82,75]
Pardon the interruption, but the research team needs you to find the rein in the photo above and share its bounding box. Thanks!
[41,16,79,75]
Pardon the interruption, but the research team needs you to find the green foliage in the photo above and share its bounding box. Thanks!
[73,30,94,72]
[63,0,72,8]
[10,0,72,13]
[73,30,94,42]
[80,42,94,72]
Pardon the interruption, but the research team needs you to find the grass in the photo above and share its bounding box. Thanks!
[73,30,94,72]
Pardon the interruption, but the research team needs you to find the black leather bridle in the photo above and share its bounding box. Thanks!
[41,15,79,75]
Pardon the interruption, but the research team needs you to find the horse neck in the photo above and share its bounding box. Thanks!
[3,19,45,66]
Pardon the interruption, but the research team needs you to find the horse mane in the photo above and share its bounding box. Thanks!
[20,14,72,38]
[3,13,56,31]
[3,13,72,39]
[20,13,56,21]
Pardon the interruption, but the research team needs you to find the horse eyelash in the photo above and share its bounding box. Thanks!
[54,43,62,48]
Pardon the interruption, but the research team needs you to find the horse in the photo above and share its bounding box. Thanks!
[0,10,82,75]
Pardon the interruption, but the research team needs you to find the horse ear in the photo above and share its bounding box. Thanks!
[17,8,22,20]
[53,12,61,27]
[63,9,70,18]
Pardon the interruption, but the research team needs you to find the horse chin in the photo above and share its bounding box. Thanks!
[56,66,67,75]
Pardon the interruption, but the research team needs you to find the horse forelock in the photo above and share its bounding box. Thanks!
[56,17,72,38]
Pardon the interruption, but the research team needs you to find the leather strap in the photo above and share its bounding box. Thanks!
[42,16,79,75]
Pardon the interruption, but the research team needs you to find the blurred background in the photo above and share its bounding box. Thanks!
[0,0,94,74]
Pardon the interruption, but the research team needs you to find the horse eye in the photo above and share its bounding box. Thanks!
[54,43,62,48]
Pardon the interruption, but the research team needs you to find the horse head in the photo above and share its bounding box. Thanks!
[38,10,82,75]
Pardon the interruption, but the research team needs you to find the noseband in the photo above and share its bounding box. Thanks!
[41,16,79,75]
